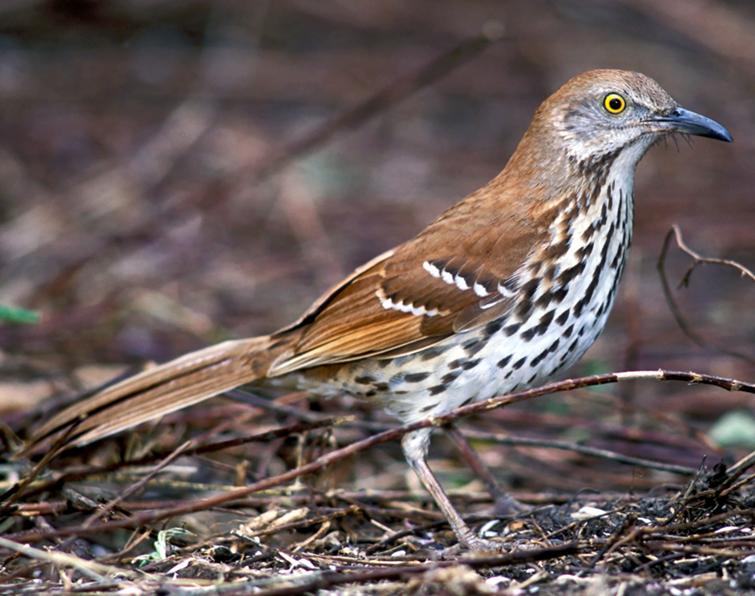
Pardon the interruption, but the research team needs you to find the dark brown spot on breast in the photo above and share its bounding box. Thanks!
[605,222,615,243]
[610,248,623,270]
[419,346,449,361]
[535,309,555,336]
[484,319,504,336]
[504,323,521,336]
[530,348,549,367]
[543,239,570,260]
[552,287,568,303]
[404,372,430,383]
[599,235,611,263]
[514,278,540,319]
[520,278,539,300]
[577,241,594,260]
[535,290,554,309]
[461,358,481,370]
[462,339,484,356]
[558,262,585,286]
[574,265,602,316]
[442,370,461,384]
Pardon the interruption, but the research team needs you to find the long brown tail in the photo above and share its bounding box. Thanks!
[24,336,277,455]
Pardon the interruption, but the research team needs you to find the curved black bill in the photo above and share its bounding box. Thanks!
[654,107,733,142]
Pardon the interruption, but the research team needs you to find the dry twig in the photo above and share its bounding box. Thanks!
[657,224,754,363]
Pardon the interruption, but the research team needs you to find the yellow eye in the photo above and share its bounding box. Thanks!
[603,93,626,114]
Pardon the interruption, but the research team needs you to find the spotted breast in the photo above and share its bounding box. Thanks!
[310,141,638,424]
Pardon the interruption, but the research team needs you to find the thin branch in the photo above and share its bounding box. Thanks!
[670,224,755,284]
[460,429,697,475]
[235,542,581,596]
[0,423,77,507]
[0,536,135,581]
[726,450,755,480]
[80,440,192,530]
[657,225,754,364]
[9,416,350,501]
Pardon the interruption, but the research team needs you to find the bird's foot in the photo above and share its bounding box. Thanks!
[436,535,506,558]
[492,494,532,517]
[464,535,508,552]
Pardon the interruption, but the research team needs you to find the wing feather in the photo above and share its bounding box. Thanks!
[268,189,546,376]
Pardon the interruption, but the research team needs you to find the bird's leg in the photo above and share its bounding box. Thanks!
[402,429,498,550]
[444,424,531,516]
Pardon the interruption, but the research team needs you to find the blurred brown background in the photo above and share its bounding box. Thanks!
[0,1,753,468]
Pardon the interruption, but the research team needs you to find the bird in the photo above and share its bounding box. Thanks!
[24,69,732,550]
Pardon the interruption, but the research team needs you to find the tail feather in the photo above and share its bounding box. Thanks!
[24,337,274,455]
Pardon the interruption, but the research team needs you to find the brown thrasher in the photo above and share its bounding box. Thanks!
[26,70,731,550]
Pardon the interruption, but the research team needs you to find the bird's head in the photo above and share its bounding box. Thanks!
[525,70,732,175]
[531,69,732,168]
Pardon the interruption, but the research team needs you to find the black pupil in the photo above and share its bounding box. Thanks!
[609,97,622,110]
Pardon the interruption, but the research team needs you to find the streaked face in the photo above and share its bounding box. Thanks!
[550,70,731,163]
